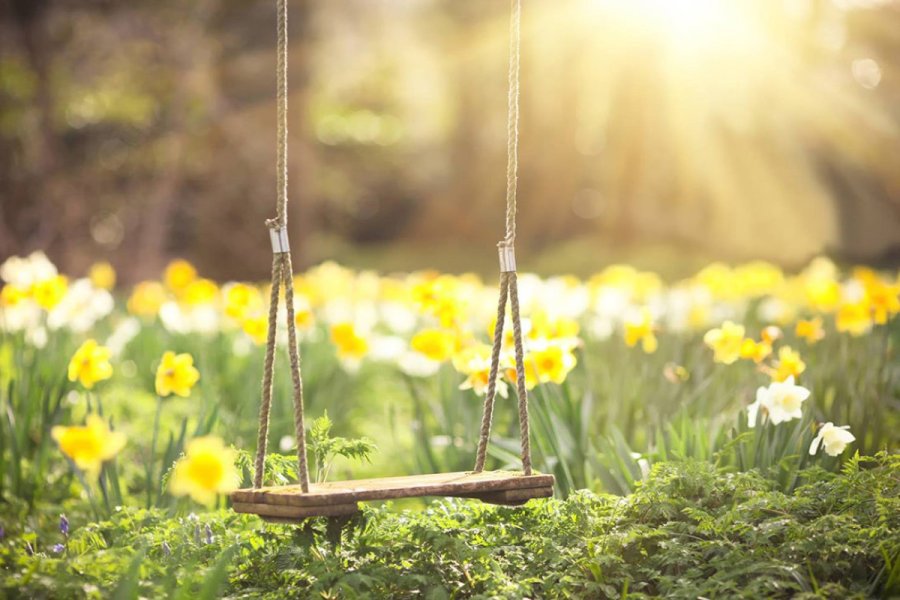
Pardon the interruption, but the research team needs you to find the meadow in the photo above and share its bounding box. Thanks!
[0,251,898,597]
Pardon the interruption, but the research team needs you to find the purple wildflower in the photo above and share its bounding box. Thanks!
[52,543,65,554]
[162,541,172,557]
[59,515,69,537]
[204,523,214,545]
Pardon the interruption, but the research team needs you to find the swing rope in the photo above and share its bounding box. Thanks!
[253,0,310,492]
[474,0,532,476]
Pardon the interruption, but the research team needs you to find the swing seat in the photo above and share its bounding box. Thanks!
[231,470,554,522]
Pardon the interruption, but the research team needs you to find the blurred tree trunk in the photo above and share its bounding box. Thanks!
[8,0,65,261]
[191,0,315,281]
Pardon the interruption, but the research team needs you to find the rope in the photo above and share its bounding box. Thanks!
[253,0,311,493]
[474,0,532,476]
[503,0,521,246]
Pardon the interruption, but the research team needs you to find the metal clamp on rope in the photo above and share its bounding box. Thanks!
[498,244,516,273]
[269,226,290,254]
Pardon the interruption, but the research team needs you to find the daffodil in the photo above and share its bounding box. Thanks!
[526,343,577,387]
[703,321,745,365]
[88,262,116,290]
[505,357,540,391]
[180,279,218,307]
[748,376,810,427]
[410,328,457,363]
[294,306,315,331]
[127,281,167,317]
[330,322,369,366]
[168,436,240,506]
[809,422,855,457]
[241,315,268,345]
[866,280,899,325]
[452,344,507,397]
[835,301,872,336]
[0,283,27,307]
[795,317,825,344]
[623,307,658,354]
[164,259,197,295]
[739,338,772,363]
[51,415,126,478]
[67,339,113,389]
[771,346,806,382]
[530,310,580,342]
[155,351,200,397]
[31,275,68,310]
[223,283,263,321]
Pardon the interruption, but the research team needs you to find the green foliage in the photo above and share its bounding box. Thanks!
[308,411,376,483]
[1,457,896,598]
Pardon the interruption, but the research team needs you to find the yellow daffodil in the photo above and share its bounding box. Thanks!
[488,315,531,351]
[224,283,263,321]
[155,351,200,397]
[51,415,126,478]
[739,338,772,364]
[531,311,580,341]
[330,322,369,361]
[182,279,218,306]
[835,301,872,336]
[771,346,806,382]
[0,283,27,307]
[623,307,658,353]
[802,258,841,312]
[524,344,577,388]
[67,339,113,389]
[452,344,507,397]
[168,436,239,506]
[88,262,116,290]
[795,317,825,344]
[31,275,68,310]
[128,281,168,317]
[410,328,457,363]
[164,259,197,295]
[241,315,268,345]
[294,307,315,331]
[505,358,539,391]
[703,321,745,365]
[866,281,899,325]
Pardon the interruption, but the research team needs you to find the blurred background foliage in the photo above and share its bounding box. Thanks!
[1,0,899,281]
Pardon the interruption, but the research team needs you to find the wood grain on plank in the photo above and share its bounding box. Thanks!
[233,501,360,519]
[231,471,554,507]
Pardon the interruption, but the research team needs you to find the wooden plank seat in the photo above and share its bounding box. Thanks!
[231,471,554,521]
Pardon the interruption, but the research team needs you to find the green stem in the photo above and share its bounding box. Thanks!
[147,395,164,508]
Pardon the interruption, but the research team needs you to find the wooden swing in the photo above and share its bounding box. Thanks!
[231,0,553,522]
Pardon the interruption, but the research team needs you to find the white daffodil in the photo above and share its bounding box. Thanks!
[47,279,114,332]
[397,351,440,378]
[0,251,57,288]
[809,422,856,457]
[749,376,810,427]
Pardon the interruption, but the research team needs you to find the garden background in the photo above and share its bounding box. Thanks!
[1,0,899,598]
